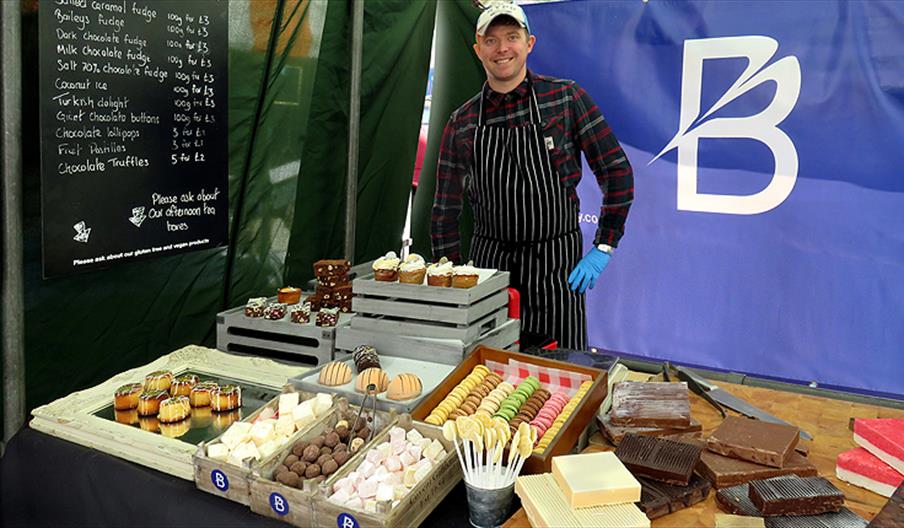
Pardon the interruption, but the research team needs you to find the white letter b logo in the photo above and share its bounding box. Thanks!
[652,36,801,214]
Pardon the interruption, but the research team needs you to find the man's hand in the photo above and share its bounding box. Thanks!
[567,247,611,294]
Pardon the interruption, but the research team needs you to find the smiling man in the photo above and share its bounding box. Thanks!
[430,1,634,349]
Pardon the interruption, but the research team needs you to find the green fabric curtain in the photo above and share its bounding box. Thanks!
[410,0,484,260]
[13,0,434,424]
[284,0,436,285]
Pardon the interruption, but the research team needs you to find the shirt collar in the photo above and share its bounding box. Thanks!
[483,71,532,106]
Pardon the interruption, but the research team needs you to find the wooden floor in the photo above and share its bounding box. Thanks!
[504,373,904,527]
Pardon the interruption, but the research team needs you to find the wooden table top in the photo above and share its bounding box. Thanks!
[504,374,904,527]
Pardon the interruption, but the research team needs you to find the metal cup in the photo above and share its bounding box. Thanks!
[465,482,515,528]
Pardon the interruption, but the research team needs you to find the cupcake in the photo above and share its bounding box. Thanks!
[452,261,479,288]
[426,257,453,287]
[373,251,401,282]
[277,286,302,305]
[398,254,427,284]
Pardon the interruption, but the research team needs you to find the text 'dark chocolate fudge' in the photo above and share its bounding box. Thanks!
[708,416,800,469]
[316,307,339,327]
[313,259,350,278]
[638,474,711,520]
[610,381,691,428]
[748,476,844,517]
[615,433,703,486]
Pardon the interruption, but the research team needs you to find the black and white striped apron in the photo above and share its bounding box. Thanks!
[468,82,586,349]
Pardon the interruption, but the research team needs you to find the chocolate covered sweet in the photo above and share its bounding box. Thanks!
[244,297,267,317]
[599,413,703,446]
[313,259,351,279]
[290,302,312,324]
[352,345,380,372]
[264,302,287,320]
[316,307,339,327]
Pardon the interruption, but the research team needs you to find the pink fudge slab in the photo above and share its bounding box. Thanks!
[853,418,904,476]
[836,447,903,497]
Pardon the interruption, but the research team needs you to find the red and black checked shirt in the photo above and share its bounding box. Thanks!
[431,71,634,262]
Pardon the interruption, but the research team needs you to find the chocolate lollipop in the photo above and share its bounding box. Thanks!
[352,345,380,372]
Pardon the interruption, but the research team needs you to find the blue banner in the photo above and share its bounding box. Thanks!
[523,0,904,396]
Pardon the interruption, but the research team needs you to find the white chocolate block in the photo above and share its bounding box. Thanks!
[313,393,333,416]
[275,415,296,437]
[515,473,649,528]
[292,401,315,428]
[551,452,641,508]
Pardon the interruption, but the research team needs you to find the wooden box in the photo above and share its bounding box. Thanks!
[193,389,340,505]
[410,345,608,474]
[217,297,353,366]
[311,414,462,528]
[248,405,396,526]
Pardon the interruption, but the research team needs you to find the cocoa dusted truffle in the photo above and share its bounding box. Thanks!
[304,463,321,479]
[290,461,307,475]
[303,444,320,462]
[277,471,300,487]
[336,425,350,441]
[324,431,340,448]
[334,450,350,466]
[310,436,325,449]
[284,454,299,467]
[322,458,339,476]
[320,446,332,456]
[292,443,307,458]
[317,454,332,467]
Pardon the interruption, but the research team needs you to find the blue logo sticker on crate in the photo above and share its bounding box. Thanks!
[269,492,289,516]
[338,512,359,528]
[211,469,229,492]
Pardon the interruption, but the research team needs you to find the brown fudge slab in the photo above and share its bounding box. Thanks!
[868,482,904,527]
[637,473,711,519]
[766,507,866,527]
[615,433,704,486]
[313,259,350,277]
[707,416,800,468]
[748,476,844,516]
[698,448,817,488]
[610,381,691,428]
[716,477,796,516]
[599,414,703,445]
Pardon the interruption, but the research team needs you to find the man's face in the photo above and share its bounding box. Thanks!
[474,24,536,87]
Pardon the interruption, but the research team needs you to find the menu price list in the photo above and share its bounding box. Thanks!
[40,0,228,278]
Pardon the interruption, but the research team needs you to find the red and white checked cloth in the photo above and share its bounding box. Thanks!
[484,358,592,397]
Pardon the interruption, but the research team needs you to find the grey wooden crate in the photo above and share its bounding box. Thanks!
[349,304,509,342]
[352,289,508,326]
[335,318,520,365]
[217,302,353,366]
[352,270,509,306]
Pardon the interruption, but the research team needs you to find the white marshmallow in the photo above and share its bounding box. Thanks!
[278,392,299,416]
[292,401,315,429]
[414,461,432,483]
[250,420,275,446]
[206,442,230,461]
[406,428,424,443]
[275,414,295,437]
[389,427,406,444]
[376,483,394,502]
[357,479,377,498]
[385,455,402,472]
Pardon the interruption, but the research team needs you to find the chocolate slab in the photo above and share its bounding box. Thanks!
[866,482,904,528]
[708,416,800,468]
[749,476,844,516]
[616,433,703,485]
[637,473,711,519]
[765,507,867,528]
[599,414,703,445]
[610,382,691,428]
[698,448,818,488]
[717,476,797,516]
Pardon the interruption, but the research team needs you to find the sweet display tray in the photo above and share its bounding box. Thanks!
[352,269,508,306]
[290,356,456,413]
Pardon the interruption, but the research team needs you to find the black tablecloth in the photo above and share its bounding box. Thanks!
[1,427,471,528]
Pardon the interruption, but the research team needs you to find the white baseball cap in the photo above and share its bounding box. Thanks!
[476,2,531,37]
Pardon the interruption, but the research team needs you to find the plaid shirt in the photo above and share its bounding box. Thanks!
[431,71,633,262]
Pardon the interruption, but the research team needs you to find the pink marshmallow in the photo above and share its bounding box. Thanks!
[385,455,402,472]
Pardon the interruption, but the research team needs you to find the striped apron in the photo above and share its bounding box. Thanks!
[468,82,587,349]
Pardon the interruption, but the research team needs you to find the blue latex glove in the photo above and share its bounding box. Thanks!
[568,247,611,294]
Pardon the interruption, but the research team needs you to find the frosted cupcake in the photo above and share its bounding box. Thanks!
[452,262,479,288]
[398,253,427,284]
[373,251,401,282]
[426,257,454,287]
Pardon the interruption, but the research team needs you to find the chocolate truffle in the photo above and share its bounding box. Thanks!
[304,463,321,479]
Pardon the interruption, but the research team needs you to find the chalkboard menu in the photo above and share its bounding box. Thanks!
[39,0,228,278]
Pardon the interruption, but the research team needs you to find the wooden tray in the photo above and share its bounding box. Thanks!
[248,405,397,526]
[29,345,308,480]
[352,270,509,306]
[335,318,520,366]
[410,345,608,474]
[193,389,340,505]
[217,297,354,366]
[311,415,462,528]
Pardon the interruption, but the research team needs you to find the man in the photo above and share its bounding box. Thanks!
[430,2,633,349]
